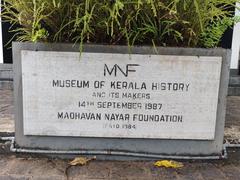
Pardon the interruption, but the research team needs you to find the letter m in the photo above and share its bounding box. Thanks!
[104,64,117,76]
[52,80,60,87]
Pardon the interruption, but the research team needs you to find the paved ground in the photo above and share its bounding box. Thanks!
[0,90,14,133]
[0,149,239,180]
[225,96,240,143]
[0,89,240,179]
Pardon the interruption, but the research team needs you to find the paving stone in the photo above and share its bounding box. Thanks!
[68,161,112,179]
[226,96,240,128]
[85,161,112,179]
[0,89,14,133]
[29,176,65,180]
[0,155,239,179]
[0,155,10,174]
[171,163,204,180]
[111,162,151,179]
[0,175,30,180]
[215,163,240,180]
[150,165,178,179]
[196,163,226,180]
[67,165,90,180]
[2,156,66,179]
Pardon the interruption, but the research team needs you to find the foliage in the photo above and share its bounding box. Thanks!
[1,0,240,48]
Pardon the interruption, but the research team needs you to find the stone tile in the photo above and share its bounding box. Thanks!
[85,161,112,179]
[67,161,112,179]
[4,157,66,178]
[215,163,240,180]
[151,167,179,180]
[226,96,240,128]
[30,176,65,180]
[0,117,14,133]
[122,178,153,180]
[5,159,40,175]
[0,89,14,133]
[196,163,226,180]
[67,165,89,179]
[0,175,30,180]
[0,155,10,174]
[170,163,204,180]
[0,155,240,180]
[111,161,151,179]
[150,165,176,178]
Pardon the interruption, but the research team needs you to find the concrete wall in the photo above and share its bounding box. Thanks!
[12,42,230,159]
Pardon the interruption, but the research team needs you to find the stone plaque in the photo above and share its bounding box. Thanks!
[21,51,222,140]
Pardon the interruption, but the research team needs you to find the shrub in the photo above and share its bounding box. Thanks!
[1,0,239,48]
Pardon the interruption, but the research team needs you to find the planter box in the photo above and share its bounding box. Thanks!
[13,42,230,159]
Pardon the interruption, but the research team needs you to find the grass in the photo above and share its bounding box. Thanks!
[1,0,240,48]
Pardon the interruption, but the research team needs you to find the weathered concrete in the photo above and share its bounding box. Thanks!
[0,90,14,134]
[225,96,240,144]
[0,64,13,90]
[229,76,240,86]
[228,87,240,96]
[0,150,239,180]
[228,75,240,96]
[0,64,13,80]
[12,42,231,158]
[0,81,13,90]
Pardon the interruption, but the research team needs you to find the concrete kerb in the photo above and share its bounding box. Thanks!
[0,137,229,160]
[2,136,240,160]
